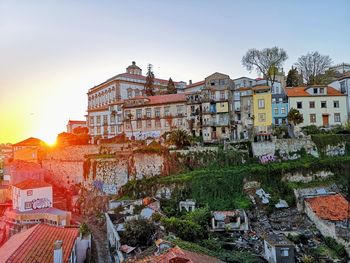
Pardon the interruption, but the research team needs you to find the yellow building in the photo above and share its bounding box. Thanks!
[252,86,272,135]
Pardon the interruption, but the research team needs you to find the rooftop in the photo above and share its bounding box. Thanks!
[13,137,45,147]
[67,120,86,124]
[13,179,52,190]
[124,93,186,107]
[305,193,350,221]
[285,86,344,97]
[0,224,78,263]
[186,80,205,88]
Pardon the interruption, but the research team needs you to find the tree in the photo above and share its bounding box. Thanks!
[242,47,288,88]
[286,66,300,87]
[166,129,193,149]
[120,218,156,247]
[295,51,332,85]
[287,108,304,137]
[145,64,155,96]
[314,69,336,85]
[166,77,177,94]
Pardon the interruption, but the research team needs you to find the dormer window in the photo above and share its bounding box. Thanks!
[313,88,318,94]
[320,88,325,94]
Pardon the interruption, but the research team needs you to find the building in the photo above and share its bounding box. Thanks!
[329,63,350,75]
[263,233,295,263]
[122,93,188,140]
[304,193,350,255]
[211,210,249,232]
[272,88,289,126]
[285,86,347,127]
[66,120,87,133]
[252,86,272,138]
[4,179,71,236]
[87,61,186,140]
[12,137,46,163]
[329,71,350,119]
[185,81,205,137]
[106,213,124,263]
[233,87,254,140]
[201,73,233,143]
[0,224,85,263]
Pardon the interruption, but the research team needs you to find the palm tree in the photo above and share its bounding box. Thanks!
[287,108,304,137]
[166,129,193,149]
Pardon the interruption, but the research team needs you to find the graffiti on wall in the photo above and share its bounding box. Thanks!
[259,154,276,164]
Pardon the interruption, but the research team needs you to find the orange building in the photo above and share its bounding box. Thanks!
[12,137,46,163]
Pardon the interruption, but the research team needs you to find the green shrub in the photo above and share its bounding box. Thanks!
[161,217,205,241]
[120,218,156,247]
[324,237,346,257]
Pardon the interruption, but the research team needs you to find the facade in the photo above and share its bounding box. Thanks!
[252,86,272,135]
[0,224,81,263]
[263,233,295,263]
[87,61,186,140]
[4,179,71,236]
[272,92,289,125]
[201,73,233,143]
[122,93,188,140]
[12,137,46,163]
[285,86,347,127]
[329,72,350,118]
[66,120,87,133]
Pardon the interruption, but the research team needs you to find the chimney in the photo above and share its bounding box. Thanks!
[54,240,63,263]
[189,80,192,85]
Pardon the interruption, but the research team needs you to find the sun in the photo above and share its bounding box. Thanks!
[40,134,57,146]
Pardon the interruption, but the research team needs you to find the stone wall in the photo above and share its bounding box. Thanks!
[252,136,318,158]
[45,145,99,160]
[283,170,333,183]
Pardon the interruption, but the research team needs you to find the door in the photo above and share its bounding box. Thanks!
[322,114,329,126]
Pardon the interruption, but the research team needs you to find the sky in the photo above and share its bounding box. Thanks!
[0,0,349,144]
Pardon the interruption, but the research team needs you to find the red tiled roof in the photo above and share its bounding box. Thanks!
[13,137,45,147]
[0,224,79,263]
[124,93,186,107]
[13,179,52,190]
[186,80,205,88]
[305,194,350,221]
[285,86,344,97]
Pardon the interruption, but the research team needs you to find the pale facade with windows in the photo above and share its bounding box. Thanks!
[123,94,188,139]
[285,86,347,127]
[87,62,186,140]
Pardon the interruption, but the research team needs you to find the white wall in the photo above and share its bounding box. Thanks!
[13,186,52,212]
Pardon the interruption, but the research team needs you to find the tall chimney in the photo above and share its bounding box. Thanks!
[189,80,192,85]
[54,240,63,263]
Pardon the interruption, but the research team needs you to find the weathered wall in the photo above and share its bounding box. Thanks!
[45,145,99,160]
[283,170,333,183]
[4,160,49,185]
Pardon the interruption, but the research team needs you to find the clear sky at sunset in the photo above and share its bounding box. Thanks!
[0,0,349,144]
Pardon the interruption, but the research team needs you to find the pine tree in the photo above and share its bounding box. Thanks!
[145,64,155,96]
[286,67,300,87]
[166,78,177,94]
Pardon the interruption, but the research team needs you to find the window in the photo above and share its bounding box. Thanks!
[258,113,266,122]
[96,116,101,124]
[281,108,286,114]
[155,119,161,128]
[258,99,265,109]
[274,108,278,115]
[110,126,115,133]
[272,98,276,103]
[96,127,101,134]
[146,119,152,128]
[110,115,115,124]
[297,102,302,109]
[25,202,32,210]
[309,101,315,108]
[319,88,324,94]
[340,81,346,93]
[117,114,122,123]
[177,119,183,126]
[310,114,316,123]
[146,108,151,118]
[313,88,318,94]
[89,117,94,125]
[135,89,140,96]
[125,123,131,130]
[321,101,327,108]
[220,91,225,100]
[280,248,289,257]
[27,190,33,196]
[210,91,215,100]
[164,107,170,117]
[124,110,131,118]
[177,105,184,116]
[136,120,142,129]
[136,109,142,119]
[334,113,341,122]
[334,101,339,108]
[127,89,132,98]
[103,115,108,124]
[155,108,161,117]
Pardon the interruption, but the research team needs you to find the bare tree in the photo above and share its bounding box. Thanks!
[242,47,288,88]
[295,51,332,85]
